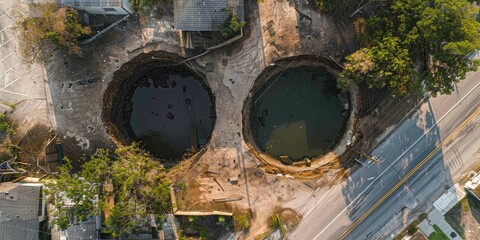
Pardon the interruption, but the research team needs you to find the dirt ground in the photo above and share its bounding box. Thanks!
[15,123,53,175]
[0,0,427,239]
[160,1,418,238]
[444,196,480,240]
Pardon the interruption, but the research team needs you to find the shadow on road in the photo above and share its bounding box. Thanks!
[340,97,455,239]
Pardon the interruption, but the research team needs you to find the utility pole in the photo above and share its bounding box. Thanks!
[352,149,380,164]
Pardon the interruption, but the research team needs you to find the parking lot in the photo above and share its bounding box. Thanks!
[0,0,53,135]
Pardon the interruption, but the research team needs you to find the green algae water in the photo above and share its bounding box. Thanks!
[252,67,347,160]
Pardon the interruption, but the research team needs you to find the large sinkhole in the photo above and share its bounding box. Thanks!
[102,52,215,161]
[243,56,350,162]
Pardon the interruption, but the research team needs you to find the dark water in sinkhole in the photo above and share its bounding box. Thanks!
[129,71,214,159]
[252,67,347,160]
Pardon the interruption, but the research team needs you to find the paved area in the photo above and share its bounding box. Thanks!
[288,66,480,239]
[416,184,465,239]
[418,209,460,239]
[433,184,466,215]
[417,220,436,237]
[0,0,53,139]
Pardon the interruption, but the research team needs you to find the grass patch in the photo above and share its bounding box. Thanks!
[255,208,302,239]
[460,197,470,212]
[0,113,13,143]
[234,210,251,232]
[428,224,449,240]
[0,114,11,133]
[444,195,480,239]
[444,215,464,240]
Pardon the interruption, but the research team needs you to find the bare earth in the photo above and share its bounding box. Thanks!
[1,0,391,238]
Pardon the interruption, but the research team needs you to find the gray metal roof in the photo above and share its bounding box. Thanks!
[0,219,39,240]
[0,183,41,220]
[0,183,42,240]
[52,218,97,240]
[174,0,245,31]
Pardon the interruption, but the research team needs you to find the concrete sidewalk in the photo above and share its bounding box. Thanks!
[418,209,459,239]
[418,184,465,239]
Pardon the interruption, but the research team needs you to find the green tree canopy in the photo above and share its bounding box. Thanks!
[340,0,480,95]
[45,143,171,237]
[222,11,246,38]
[16,4,91,61]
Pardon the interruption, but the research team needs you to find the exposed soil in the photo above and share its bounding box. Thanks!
[15,123,54,176]
[270,207,302,230]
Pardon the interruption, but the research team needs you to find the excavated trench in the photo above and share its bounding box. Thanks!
[243,55,354,164]
[102,52,216,161]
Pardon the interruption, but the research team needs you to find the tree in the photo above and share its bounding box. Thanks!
[233,212,251,231]
[340,0,480,96]
[315,0,336,12]
[129,0,170,14]
[45,143,171,237]
[222,11,246,38]
[45,150,111,230]
[106,144,171,237]
[0,113,11,134]
[16,4,91,62]
[339,37,415,95]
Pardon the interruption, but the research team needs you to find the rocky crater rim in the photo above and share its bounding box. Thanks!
[242,55,359,167]
[101,51,216,160]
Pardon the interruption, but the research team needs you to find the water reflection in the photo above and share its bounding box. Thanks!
[252,67,347,160]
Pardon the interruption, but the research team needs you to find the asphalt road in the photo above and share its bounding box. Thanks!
[288,70,480,240]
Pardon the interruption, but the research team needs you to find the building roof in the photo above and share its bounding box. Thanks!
[465,171,480,197]
[0,219,39,240]
[0,182,43,240]
[60,0,124,7]
[52,218,97,240]
[174,0,244,31]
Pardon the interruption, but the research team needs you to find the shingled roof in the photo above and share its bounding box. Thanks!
[0,182,43,240]
[174,0,245,31]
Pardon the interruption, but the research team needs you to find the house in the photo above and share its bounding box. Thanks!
[0,178,46,240]
[58,0,132,15]
[174,0,244,31]
[46,178,101,240]
[52,217,98,240]
[465,171,480,202]
[174,0,245,49]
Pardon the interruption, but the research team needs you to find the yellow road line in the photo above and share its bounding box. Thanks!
[338,106,480,240]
